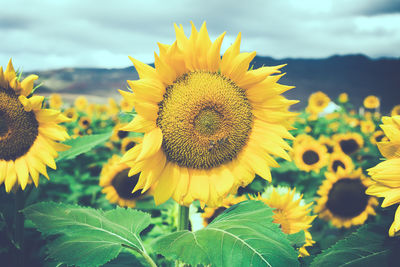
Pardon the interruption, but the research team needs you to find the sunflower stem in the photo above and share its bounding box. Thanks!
[175,205,190,267]
[14,188,26,266]
[178,205,190,231]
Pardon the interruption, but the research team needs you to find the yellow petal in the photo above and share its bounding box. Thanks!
[154,163,179,205]
[20,74,38,96]
[121,115,156,133]
[5,161,17,192]
[15,157,29,190]
[136,128,163,162]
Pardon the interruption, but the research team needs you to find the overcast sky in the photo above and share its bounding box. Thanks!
[1,0,399,71]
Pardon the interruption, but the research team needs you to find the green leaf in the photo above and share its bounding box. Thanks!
[153,200,299,267]
[311,223,395,267]
[23,202,152,267]
[287,230,306,249]
[56,132,111,162]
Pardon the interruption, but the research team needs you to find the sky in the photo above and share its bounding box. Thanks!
[1,0,399,71]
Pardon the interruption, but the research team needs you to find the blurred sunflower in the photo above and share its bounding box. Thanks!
[74,96,88,111]
[120,98,134,112]
[120,22,297,207]
[63,107,78,121]
[293,139,328,173]
[391,105,400,116]
[201,194,247,226]
[49,93,63,109]
[315,168,377,228]
[363,95,380,109]
[338,93,348,103]
[306,91,330,114]
[333,132,364,155]
[370,130,387,145]
[121,136,142,154]
[78,116,91,129]
[0,60,70,192]
[253,187,316,257]
[111,123,129,142]
[107,98,120,117]
[100,155,149,208]
[328,152,354,173]
[360,120,376,134]
[318,135,335,153]
[366,116,400,236]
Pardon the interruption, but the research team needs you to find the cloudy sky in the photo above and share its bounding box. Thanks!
[1,0,399,71]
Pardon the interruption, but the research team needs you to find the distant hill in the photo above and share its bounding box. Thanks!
[30,54,400,113]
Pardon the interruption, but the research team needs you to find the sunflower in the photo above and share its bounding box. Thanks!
[100,155,149,208]
[49,93,63,109]
[0,60,70,192]
[360,120,376,134]
[328,152,354,173]
[370,130,388,145]
[363,95,380,109]
[333,132,364,155]
[74,96,88,111]
[307,91,330,114]
[121,136,142,154]
[110,123,130,142]
[293,138,328,173]
[201,194,247,226]
[120,98,134,112]
[63,107,78,121]
[315,168,377,228]
[391,105,400,116]
[366,116,400,236]
[107,98,120,117]
[119,22,297,207]
[253,187,316,257]
[78,116,91,129]
[338,93,348,103]
[318,135,335,153]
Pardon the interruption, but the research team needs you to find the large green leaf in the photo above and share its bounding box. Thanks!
[311,223,397,267]
[23,202,151,267]
[154,200,299,267]
[56,132,111,162]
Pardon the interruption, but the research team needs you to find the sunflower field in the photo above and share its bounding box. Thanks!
[1,22,400,267]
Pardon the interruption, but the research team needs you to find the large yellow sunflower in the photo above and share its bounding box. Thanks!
[366,116,400,236]
[333,132,364,155]
[100,155,150,208]
[315,168,377,228]
[119,22,297,207]
[0,60,70,192]
[293,138,328,173]
[253,187,316,257]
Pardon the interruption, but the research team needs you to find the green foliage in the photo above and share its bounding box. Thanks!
[154,200,300,267]
[56,132,111,162]
[23,202,152,267]
[311,223,398,267]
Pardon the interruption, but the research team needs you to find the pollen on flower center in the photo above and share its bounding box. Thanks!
[0,85,38,161]
[157,71,253,169]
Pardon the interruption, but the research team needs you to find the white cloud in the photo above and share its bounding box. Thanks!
[0,0,399,71]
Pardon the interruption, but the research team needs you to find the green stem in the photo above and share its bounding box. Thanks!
[177,205,190,231]
[15,188,25,266]
[175,205,190,267]
[122,244,157,267]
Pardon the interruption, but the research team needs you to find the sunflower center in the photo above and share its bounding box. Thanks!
[118,130,128,139]
[339,139,359,155]
[332,160,345,172]
[326,178,369,218]
[111,168,142,200]
[302,150,319,165]
[125,141,136,151]
[157,71,253,169]
[0,86,39,161]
